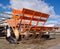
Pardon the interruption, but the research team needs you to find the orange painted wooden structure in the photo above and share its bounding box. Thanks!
[7,8,52,33]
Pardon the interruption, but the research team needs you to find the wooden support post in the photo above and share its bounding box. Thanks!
[29,12,35,31]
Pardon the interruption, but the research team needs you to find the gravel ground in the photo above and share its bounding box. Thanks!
[0,34,60,49]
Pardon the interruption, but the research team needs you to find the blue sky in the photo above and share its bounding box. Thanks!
[44,0,60,15]
[0,0,60,25]
[0,0,11,12]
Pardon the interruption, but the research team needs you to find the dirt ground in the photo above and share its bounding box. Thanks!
[0,34,60,49]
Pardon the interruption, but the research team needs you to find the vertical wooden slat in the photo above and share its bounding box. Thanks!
[29,12,35,31]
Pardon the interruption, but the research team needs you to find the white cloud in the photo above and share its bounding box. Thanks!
[44,24,55,27]
[0,4,3,7]
[10,0,54,14]
[46,20,58,25]
[0,3,11,10]
[0,4,6,9]
[0,11,12,20]
[9,0,60,25]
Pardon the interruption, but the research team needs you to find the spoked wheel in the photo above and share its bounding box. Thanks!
[6,26,19,44]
